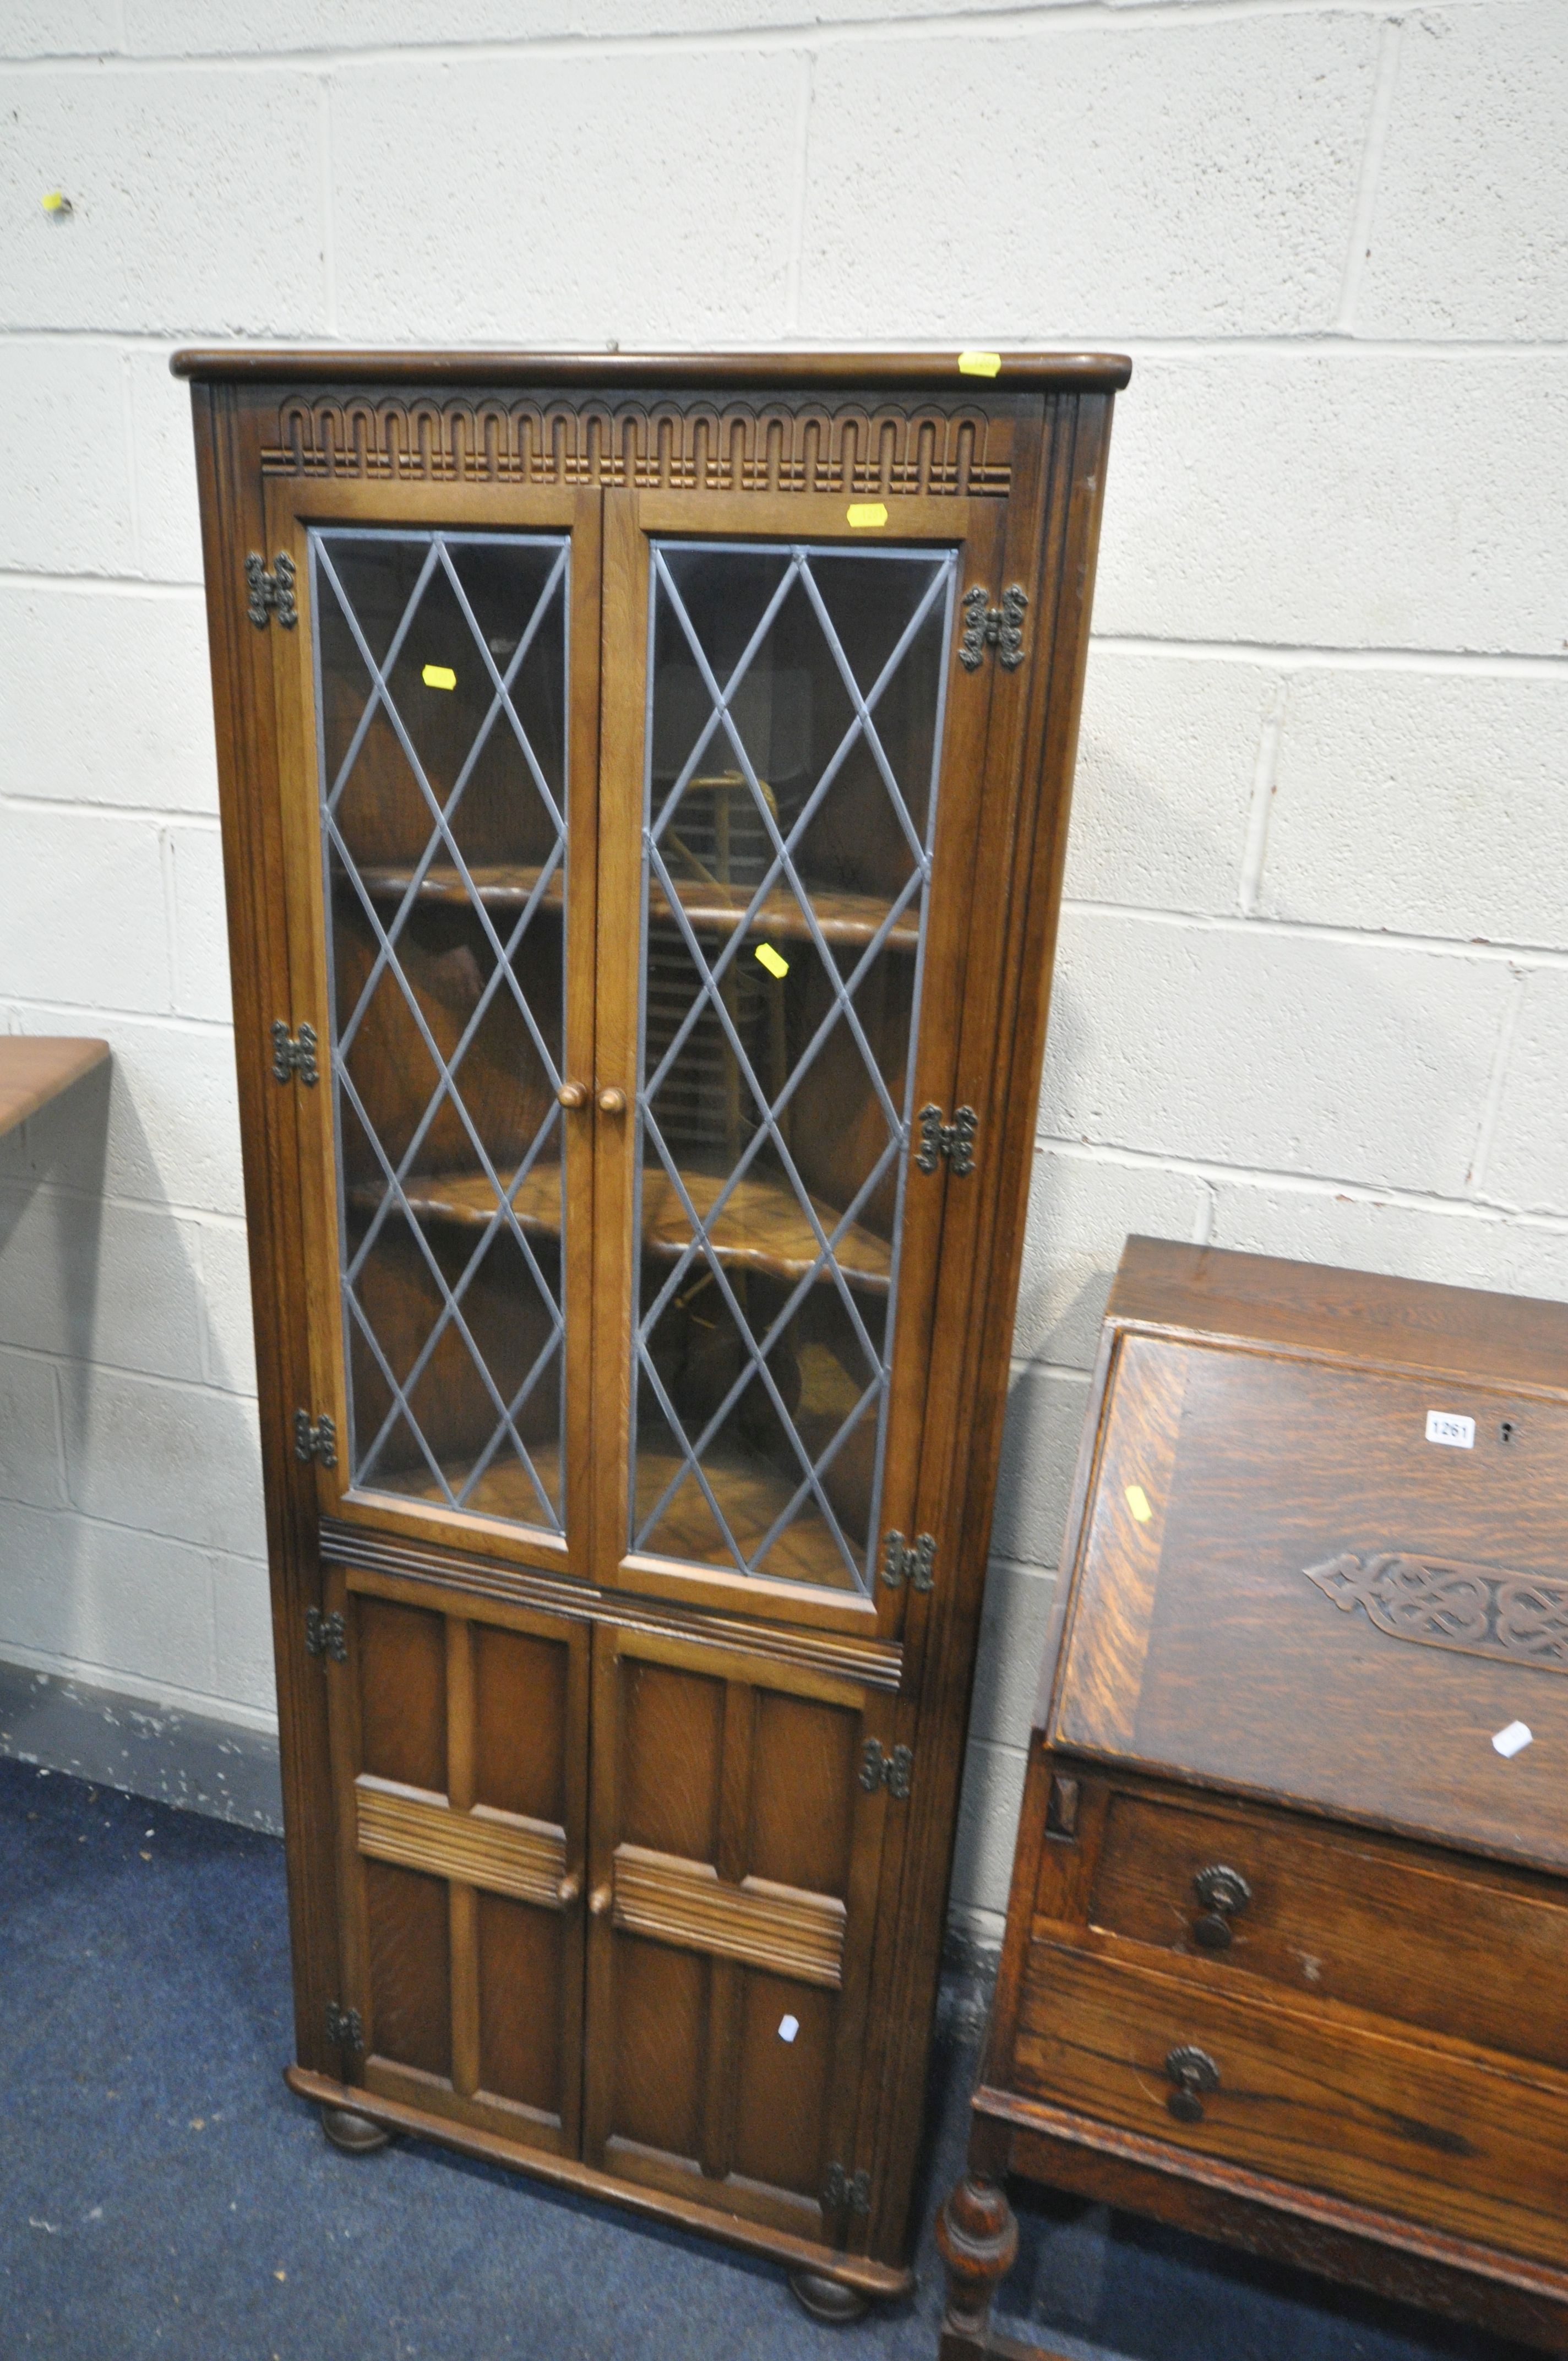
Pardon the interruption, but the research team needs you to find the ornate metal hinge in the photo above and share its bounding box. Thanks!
[325,2001,364,2054]
[305,1606,347,1664]
[881,1529,936,1593]
[822,2162,872,2217]
[246,550,298,629]
[271,1018,318,1086]
[294,1408,337,1468]
[859,1738,913,1800]
[958,584,1027,672]
[916,1103,977,1177]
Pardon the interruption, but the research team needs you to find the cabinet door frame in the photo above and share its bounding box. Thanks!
[591,487,1008,1642]
[581,1618,896,2239]
[264,478,603,1579]
[324,1561,592,2159]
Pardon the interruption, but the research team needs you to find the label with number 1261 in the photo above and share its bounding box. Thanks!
[1425,1411,1475,1449]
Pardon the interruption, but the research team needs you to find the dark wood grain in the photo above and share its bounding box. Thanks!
[1050,1329,1568,1870]
[1086,1782,1568,2070]
[187,352,1123,2292]
[356,1598,447,1793]
[951,1241,1568,2355]
[173,347,1132,393]
[992,2096,1568,2355]
[1016,1938,1568,2268]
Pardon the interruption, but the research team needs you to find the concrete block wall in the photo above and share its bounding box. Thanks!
[2,3,1564,1944]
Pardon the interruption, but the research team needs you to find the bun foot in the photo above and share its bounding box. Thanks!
[320,2102,394,2154]
[788,2268,870,2324]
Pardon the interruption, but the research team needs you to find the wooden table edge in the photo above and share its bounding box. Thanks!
[0,1037,110,1139]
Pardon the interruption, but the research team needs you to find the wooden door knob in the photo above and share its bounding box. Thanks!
[596,1087,627,1115]
[557,1081,589,1109]
[589,1882,614,1917]
[556,1872,581,1907]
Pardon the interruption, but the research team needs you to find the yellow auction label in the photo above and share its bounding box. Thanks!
[1125,1484,1153,1524]
[846,502,889,529]
[755,942,790,980]
[958,350,1002,377]
[422,664,457,690]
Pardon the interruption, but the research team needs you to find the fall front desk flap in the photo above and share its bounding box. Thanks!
[1046,1241,1568,1874]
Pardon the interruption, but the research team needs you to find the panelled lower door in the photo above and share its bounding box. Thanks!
[582,1622,894,2242]
[322,1565,589,2156]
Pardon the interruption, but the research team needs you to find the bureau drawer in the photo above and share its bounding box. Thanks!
[1084,1789,1568,2072]
[1017,1939,1568,2271]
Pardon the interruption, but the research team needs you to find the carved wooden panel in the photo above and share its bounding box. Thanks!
[584,1624,890,2232]
[357,1777,569,1907]
[332,1581,589,2152]
[610,1843,847,1989]
[1305,1552,1568,1675]
[262,392,1013,497]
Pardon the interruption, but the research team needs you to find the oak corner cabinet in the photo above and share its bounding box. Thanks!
[175,345,1129,2311]
[940,1236,1568,2359]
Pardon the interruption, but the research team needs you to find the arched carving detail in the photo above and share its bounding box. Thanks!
[263,391,1012,496]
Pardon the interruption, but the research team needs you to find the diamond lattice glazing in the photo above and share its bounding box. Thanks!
[630,541,956,1592]
[311,529,571,1532]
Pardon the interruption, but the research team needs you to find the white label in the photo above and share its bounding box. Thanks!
[1425,1411,1475,1449]
[1493,1721,1533,1759]
[777,2014,799,2044]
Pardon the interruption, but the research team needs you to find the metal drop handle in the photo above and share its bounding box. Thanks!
[1166,2045,1221,2123]
[1192,1863,1252,1952]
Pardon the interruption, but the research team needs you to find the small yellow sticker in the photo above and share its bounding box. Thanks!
[959,350,1002,378]
[41,190,72,215]
[755,942,790,980]
[846,502,889,530]
[422,663,456,691]
[1125,1483,1153,1525]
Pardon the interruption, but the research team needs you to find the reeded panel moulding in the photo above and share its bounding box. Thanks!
[319,1518,903,1693]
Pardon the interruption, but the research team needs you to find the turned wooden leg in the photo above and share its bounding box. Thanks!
[319,2102,394,2154]
[936,2172,1019,2360]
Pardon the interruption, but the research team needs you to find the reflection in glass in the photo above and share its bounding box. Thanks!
[311,529,570,1532]
[630,541,956,1593]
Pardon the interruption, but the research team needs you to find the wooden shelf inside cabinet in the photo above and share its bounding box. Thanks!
[373,1440,563,1529]
[349,1163,892,1293]
[369,1433,861,1592]
[350,864,919,953]
[631,1438,864,1592]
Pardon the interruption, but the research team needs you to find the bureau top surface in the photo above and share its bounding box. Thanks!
[1046,1239,1568,1873]
[170,345,1133,393]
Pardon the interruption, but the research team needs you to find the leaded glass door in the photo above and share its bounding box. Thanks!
[593,491,1004,1626]
[274,486,601,1572]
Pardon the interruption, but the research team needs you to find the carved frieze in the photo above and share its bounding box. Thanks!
[261,392,1012,497]
[1304,1551,1568,1675]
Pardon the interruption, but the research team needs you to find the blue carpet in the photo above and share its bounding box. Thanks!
[0,1756,1531,2360]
